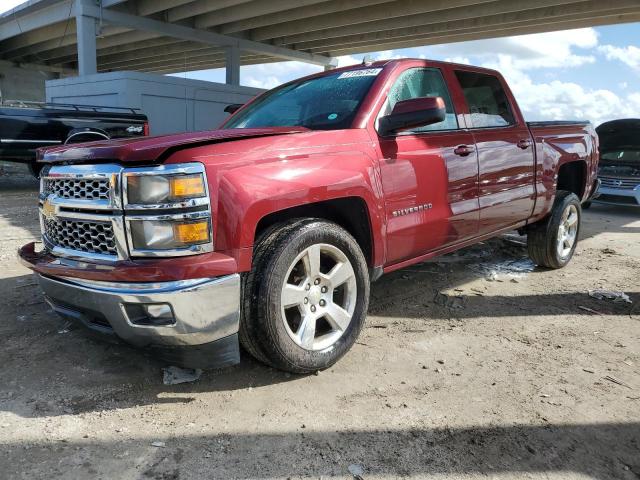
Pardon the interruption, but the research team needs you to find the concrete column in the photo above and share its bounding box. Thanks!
[76,0,98,76]
[225,47,240,86]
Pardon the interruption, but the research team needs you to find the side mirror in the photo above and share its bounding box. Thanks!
[224,103,243,114]
[378,96,446,136]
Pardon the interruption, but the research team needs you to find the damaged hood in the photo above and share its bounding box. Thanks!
[596,119,640,168]
[37,127,308,164]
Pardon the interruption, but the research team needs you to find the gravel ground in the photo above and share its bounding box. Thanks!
[0,164,639,480]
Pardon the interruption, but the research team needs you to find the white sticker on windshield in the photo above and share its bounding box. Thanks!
[337,68,382,79]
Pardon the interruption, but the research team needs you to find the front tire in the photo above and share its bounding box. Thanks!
[527,191,581,269]
[240,219,370,373]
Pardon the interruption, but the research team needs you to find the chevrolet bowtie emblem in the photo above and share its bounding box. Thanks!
[42,195,57,220]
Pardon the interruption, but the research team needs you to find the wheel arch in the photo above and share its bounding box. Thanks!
[556,160,587,199]
[254,197,376,267]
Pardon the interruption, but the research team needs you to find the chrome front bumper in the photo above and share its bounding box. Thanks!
[38,273,241,367]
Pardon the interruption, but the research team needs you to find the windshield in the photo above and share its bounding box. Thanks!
[224,68,382,130]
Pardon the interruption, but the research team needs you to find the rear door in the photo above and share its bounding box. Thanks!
[377,66,479,265]
[454,70,535,233]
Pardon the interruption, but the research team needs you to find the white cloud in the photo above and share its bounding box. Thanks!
[425,28,598,70]
[482,54,640,126]
[0,0,25,15]
[599,44,640,72]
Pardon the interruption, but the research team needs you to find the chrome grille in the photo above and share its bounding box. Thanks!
[599,177,640,190]
[43,217,117,256]
[42,177,110,200]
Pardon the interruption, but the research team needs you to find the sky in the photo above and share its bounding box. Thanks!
[1,1,638,126]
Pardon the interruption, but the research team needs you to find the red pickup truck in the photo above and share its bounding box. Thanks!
[19,59,599,373]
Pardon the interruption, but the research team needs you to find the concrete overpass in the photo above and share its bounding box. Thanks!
[1,0,639,83]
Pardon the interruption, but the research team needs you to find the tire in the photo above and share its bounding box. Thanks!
[527,191,581,269]
[240,218,370,373]
[582,201,592,210]
[28,162,43,179]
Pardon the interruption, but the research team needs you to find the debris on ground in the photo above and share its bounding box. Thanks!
[151,441,166,448]
[579,306,603,315]
[162,366,202,385]
[57,321,73,334]
[348,464,365,479]
[588,289,632,304]
[603,375,633,389]
[583,368,595,373]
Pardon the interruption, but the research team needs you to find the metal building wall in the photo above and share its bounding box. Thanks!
[45,71,264,135]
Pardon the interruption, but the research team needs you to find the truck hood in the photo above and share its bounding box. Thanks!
[596,118,640,165]
[37,127,308,164]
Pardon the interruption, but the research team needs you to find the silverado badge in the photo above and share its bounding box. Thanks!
[42,196,57,220]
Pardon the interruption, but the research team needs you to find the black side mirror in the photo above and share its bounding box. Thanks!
[224,103,243,114]
[378,96,446,136]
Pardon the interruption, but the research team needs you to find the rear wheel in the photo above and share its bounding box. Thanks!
[240,219,369,373]
[527,191,581,269]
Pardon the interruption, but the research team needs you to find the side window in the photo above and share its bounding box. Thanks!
[381,68,458,133]
[455,71,515,128]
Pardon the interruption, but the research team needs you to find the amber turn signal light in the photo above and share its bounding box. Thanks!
[173,221,210,244]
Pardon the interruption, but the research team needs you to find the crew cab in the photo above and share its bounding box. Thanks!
[19,59,599,373]
[0,101,148,176]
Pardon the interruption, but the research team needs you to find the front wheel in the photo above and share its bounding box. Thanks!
[527,191,581,269]
[240,219,370,373]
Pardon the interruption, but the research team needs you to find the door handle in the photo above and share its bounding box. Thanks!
[517,139,532,149]
[454,145,474,157]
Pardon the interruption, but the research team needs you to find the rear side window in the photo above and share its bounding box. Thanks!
[380,67,458,133]
[455,71,515,128]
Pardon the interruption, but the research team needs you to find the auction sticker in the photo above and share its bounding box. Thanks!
[338,68,382,79]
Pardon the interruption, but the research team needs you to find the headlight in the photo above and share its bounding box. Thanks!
[130,218,211,250]
[126,173,206,205]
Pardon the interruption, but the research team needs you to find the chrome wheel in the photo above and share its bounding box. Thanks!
[557,204,579,259]
[280,243,357,351]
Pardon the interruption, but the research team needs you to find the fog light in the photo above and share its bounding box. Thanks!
[124,303,176,326]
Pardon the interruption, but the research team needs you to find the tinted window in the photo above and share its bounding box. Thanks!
[380,68,457,133]
[455,71,515,128]
[225,68,381,130]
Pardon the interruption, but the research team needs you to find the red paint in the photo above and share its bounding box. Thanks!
[22,59,598,283]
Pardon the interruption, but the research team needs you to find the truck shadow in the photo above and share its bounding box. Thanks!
[1,422,639,479]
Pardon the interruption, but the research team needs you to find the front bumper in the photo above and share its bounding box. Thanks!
[37,273,241,368]
[594,184,640,207]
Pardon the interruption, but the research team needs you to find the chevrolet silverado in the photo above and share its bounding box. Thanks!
[19,59,599,373]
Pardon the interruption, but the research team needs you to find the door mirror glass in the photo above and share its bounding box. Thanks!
[378,97,446,136]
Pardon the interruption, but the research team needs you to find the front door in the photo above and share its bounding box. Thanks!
[377,67,480,265]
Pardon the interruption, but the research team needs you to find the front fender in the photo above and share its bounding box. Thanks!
[214,151,385,270]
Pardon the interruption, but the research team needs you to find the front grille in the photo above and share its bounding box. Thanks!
[599,177,640,190]
[43,217,117,256]
[43,177,110,200]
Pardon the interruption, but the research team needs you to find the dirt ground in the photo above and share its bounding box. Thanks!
[0,163,638,480]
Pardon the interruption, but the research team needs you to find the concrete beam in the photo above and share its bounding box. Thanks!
[294,2,640,52]
[100,51,261,72]
[135,55,276,74]
[250,0,498,41]
[273,0,598,45]
[75,0,97,76]
[218,0,390,34]
[80,4,334,65]
[225,46,240,85]
[0,0,74,42]
[194,0,331,29]
[99,44,224,69]
[315,12,640,57]
[166,0,254,23]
